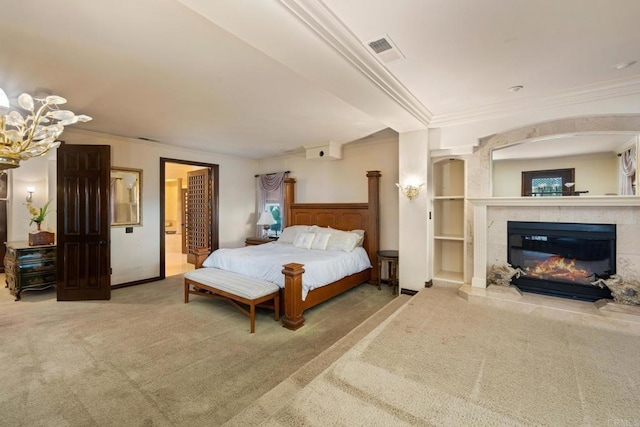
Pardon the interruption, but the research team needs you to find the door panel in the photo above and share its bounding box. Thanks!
[57,144,111,301]
[186,168,211,264]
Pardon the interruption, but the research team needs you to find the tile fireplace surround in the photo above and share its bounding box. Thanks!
[457,115,640,329]
[469,197,640,289]
[464,197,640,334]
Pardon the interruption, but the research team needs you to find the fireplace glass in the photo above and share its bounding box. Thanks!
[507,221,615,301]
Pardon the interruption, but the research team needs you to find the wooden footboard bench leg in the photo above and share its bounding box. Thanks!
[274,292,280,322]
[250,304,256,333]
[184,280,189,303]
[282,263,305,330]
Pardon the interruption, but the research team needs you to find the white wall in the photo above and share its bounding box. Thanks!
[9,128,257,286]
[398,130,430,291]
[256,135,399,251]
[493,152,618,196]
[8,151,57,241]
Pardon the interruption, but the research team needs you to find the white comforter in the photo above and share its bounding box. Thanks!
[202,242,372,300]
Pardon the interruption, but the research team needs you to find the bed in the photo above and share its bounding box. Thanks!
[191,170,381,330]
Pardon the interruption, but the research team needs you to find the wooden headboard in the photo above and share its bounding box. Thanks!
[283,171,381,283]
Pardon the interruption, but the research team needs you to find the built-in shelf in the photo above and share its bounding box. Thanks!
[432,158,466,285]
[434,195,464,200]
[433,270,464,284]
[434,234,464,241]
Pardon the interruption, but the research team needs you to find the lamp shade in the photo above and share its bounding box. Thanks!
[256,210,277,226]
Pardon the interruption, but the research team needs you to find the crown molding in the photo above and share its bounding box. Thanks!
[429,75,640,128]
[279,0,432,127]
[280,1,640,131]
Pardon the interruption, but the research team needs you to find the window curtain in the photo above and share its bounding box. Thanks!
[256,172,287,236]
[619,145,637,195]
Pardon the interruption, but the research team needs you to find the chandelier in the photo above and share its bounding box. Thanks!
[0,87,91,170]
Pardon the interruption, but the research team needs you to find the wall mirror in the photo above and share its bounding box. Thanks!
[111,168,142,226]
[491,132,639,197]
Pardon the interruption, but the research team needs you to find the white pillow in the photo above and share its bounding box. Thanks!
[325,226,365,247]
[293,232,316,249]
[278,225,311,244]
[351,229,365,247]
[326,229,359,252]
[310,232,331,250]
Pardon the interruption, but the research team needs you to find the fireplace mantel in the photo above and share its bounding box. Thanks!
[469,196,640,207]
[469,197,640,289]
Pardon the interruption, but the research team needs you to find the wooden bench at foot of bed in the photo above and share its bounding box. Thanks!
[184,268,280,333]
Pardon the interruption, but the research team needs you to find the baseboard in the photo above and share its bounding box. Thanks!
[111,276,162,289]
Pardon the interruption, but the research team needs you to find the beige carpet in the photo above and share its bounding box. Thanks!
[237,285,640,426]
[0,275,397,426]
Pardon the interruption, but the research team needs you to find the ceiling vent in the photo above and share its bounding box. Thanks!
[365,34,405,63]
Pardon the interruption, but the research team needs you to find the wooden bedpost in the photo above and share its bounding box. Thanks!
[282,263,305,330]
[192,247,211,269]
[367,170,381,284]
[284,177,296,228]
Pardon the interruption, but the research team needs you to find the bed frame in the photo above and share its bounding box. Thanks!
[279,170,380,330]
[193,170,381,330]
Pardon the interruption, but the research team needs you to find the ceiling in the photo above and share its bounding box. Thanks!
[1,0,639,159]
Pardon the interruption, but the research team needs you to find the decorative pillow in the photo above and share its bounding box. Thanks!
[326,229,359,252]
[293,232,316,249]
[310,232,331,250]
[351,229,365,247]
[278,225,311,244]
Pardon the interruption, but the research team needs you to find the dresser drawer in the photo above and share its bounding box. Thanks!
[15,260,56,275]
[15,271,57,290]
[15,248,56,263]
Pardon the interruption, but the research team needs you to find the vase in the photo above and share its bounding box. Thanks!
[36,222,41,231]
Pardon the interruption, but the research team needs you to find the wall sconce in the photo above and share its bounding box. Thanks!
[396,183,424,201]
[26,186,35,202]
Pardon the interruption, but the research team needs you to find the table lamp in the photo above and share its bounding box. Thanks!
[257,211,277,238]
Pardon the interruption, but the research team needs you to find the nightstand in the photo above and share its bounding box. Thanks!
[245,237,277,246]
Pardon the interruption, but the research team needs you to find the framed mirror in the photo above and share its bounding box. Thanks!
[111,167,142,226]
[491,132,639,197]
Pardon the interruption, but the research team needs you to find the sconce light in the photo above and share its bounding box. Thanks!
[26,186,35,202]
[396,183,425,201]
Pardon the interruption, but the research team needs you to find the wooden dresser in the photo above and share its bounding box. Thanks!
[4,241,57,301]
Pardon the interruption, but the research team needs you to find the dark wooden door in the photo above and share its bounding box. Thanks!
[186,168,211,264]
[56,144,111,301]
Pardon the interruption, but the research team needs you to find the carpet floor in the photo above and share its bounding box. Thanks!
[0,275,397,426]
[241,285,640,426]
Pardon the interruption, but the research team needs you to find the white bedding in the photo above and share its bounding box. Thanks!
[202,242,372,300]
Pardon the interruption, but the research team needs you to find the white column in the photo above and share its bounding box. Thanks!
[398,129,429,292]
[471,203,487,288]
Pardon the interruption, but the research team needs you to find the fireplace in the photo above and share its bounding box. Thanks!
[507,221,615,301]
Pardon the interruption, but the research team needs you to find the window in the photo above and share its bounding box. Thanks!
[265,203,282,236]
[522,168,575,196]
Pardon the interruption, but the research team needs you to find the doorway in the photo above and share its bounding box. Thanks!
[160,158,219,278]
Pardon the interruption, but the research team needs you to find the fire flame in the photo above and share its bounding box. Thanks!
[525,255,593,283]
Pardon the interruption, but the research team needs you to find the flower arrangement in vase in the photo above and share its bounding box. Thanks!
[26,199,52,231]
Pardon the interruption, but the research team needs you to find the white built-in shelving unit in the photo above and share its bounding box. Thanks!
[432,158,466,284]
